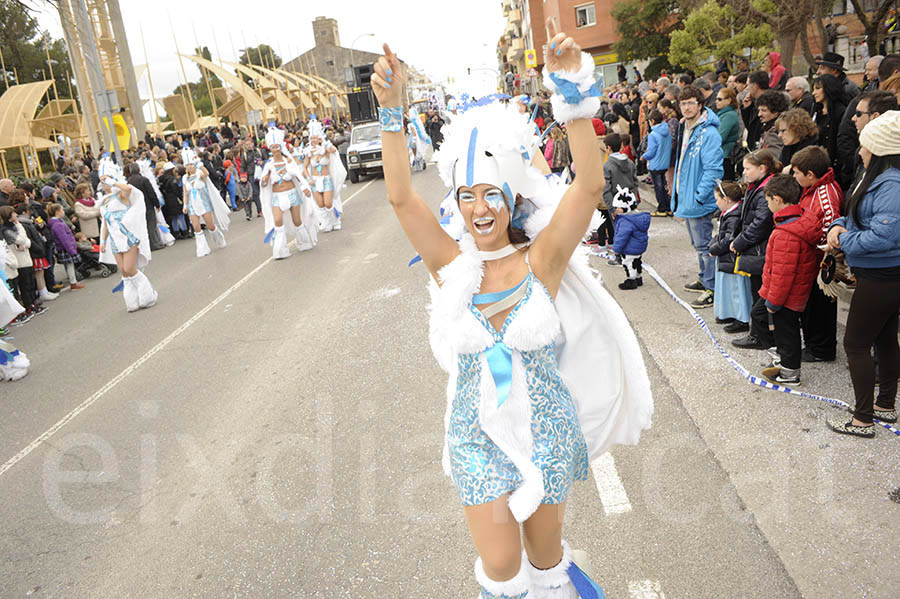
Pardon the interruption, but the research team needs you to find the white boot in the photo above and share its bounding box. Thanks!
[122,276,140,312]
[525,541,604,599]
[331,208,341,231]
[272,226,290,259]
[133,270,157,309]
[318,207,332,232]
[195,231,211,257]
[294,226,314,252]
[475,556,530,599]
[0,341,29,381]
[39,288,59,301]
[210,227,226,248]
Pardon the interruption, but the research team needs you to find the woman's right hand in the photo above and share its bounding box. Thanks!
[826,225,845,251]
[182,206,188,215]
[99,244,106,253]
[371,44,403,108]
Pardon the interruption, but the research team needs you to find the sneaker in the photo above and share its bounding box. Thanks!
[723,321,750,334]
[246,216,252,221]
[762,365,800,385]
[684,280,706,292]
[690,290,714,308]
[826,415,876,438]
[801,348,836,363]
[51,283,66,292]
[651,211,668,217]
[69,283,85,290]
[732,334,767,350]
[0,326,7,336]
[607,255,622,266]
[618,278,640,290]
[32,305,48,317]
[12,311,33,326]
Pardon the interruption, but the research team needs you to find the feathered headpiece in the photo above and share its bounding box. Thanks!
[98,153,124,187]
[265,123,286,149]
[307,118,325,140]
[434,102,546,216]
[180,142,200,167]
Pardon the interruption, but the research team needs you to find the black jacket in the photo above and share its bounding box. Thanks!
[835,96,861,191]
[17,216,46,260]
[731,177,774,275]
[127,174,160,211]
[780,135,818,169]
[740,100,762,152]
[709,205,742,273]
[793,92,816,116]
[158,172,183,219]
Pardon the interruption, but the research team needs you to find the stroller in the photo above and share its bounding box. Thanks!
[76,243,117,279]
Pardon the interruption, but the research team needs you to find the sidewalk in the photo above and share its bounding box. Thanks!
[592,184,900,598]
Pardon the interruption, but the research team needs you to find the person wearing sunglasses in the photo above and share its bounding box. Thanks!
[715,88,740,180]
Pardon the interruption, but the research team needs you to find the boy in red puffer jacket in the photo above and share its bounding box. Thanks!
[752,175,820,385]
[790,146,844,363]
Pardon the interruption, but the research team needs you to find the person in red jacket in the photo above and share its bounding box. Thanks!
[751,175,820,385]
[790,145,844,362]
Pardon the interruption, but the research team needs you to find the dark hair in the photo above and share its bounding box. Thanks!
[124,162,141,177]
[611,102,631,121]
[0,205,13,223]
[813,74,848,109]
[679,85,704,103]
[693,77,711,91]
[743,148,783,173]
[648,109,664,125]
[791,146,831,178]
[756,89,789,114]
[764,174,802,204]
[13,202,29,215]
[748,71,770,89]
[847,154,900,226]
[621,133,632,146]
[19,182,34,194]
[735,72,748,85]
[715,180,744,202]
[878,54,900,82]
[604,132,622,152]
[678,73,693,86]
[860,90,900,115]
[9,189,26,205]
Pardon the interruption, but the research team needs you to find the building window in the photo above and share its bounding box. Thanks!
[575,3,596,28]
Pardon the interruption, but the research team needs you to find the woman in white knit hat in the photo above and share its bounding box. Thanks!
[825,110,900,437]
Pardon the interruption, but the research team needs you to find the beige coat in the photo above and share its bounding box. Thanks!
[74,200,101,238]
[8,222,31,269]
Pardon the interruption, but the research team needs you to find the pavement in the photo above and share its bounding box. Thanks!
[0,168,896,598]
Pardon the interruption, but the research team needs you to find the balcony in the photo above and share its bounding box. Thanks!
[505,21,519,37]
[509,37,525,60]
[502,0,512,14]
[509,9,522,24]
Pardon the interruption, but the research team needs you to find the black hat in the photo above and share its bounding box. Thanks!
[817,52,846,72]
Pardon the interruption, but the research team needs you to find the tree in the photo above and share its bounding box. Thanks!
[0,0,73,98]
[612,0,682,64]
[848,0,897,57]
[727,0,827,73]
[668,0,773,72]
[237,44,281,83]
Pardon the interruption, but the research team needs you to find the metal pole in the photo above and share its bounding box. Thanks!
[58,0,101,153]
[107,0,147,140]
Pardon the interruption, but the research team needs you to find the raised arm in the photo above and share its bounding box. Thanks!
[530,27,605,295]
[371,44,458,279]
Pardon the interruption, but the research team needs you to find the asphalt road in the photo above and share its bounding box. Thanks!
[0,167,894,598]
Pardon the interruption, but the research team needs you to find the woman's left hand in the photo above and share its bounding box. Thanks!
[826,225,846,251]
[544,20,582,73]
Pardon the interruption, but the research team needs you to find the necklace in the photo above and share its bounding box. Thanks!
[478,244,519,261]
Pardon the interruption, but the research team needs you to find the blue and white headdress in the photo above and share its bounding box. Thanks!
[98,153,124,188]
[180,142,200,168]
[307,118,325,141]
[264,123,286,149]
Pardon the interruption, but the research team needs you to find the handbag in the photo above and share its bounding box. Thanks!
[733,251,764,277]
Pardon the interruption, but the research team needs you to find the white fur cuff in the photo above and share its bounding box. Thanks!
[549,94,601,124]
[475,556,531,597]
[524,541,579,598]
[543,52,601,123]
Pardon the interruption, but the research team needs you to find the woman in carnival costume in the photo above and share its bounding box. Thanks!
[259,125,317,258]
[407,106,432,172]
[302,118,347,232]
[0,239,29,381]
[97,157,157,313]
[372,29,652,599]
[180,145,230,258]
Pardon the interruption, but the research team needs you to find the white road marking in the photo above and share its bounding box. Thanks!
[591,452,632,515]
[373,287,401,299]
[0,179,379,480]
[628,579,666,598]
[363,253,379,261]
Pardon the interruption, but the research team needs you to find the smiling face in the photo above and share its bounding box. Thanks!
[812,83,825,103]
[456,183,512,249]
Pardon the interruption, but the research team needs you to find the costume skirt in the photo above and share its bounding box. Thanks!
[188,189,215,216]
[272,189,302,211]
[714,270,752,323]
[446,346,590,508]
[311,175,334,193]
[104,209,140,255]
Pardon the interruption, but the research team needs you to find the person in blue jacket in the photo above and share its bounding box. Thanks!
[825,111,900,438]
[671,86,724,309]
[611,184,651,290]
[642,109,672,216]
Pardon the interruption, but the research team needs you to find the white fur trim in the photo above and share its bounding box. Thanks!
[503,279,561,351]
[475,556,531,597]
[525,540,578,598]
[542,52,601,123]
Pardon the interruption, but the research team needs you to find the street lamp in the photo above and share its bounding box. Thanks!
[349,33,376,86]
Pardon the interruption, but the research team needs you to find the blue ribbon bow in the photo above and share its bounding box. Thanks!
[548,73,604,105]
[484,341,514,407]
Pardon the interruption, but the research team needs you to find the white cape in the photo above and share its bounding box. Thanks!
[259,155,318,247]
[184,174,231,233]
[99,187,153,270]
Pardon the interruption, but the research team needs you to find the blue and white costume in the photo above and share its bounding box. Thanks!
[0,242,28,381]
[407,107,432,171]
[97,156,157,312]
[181,147,230,258]
[428,96,652,598]
[260,125,317,258]
[304,119,347,232]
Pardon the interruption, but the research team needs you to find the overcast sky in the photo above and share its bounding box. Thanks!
[35,1,506,118]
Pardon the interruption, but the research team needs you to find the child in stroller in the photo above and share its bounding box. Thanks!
[75,232,116,279]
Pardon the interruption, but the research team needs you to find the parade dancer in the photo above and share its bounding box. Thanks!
[372,28,652,599]
[181,145,230,258]
[407,106,432,171]
[97,157,157,313]
[0,240,29,380]
[303,118,347,232]
[259,125,317,258]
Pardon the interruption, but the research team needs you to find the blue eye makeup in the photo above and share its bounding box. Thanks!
[484,190,506,211]
[458,191,476,203]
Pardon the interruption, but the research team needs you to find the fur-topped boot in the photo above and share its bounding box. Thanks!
[210,227,226,248]
[524,541,605,599]
[195,231,211,257]
[122,275,140,312]
[294,226,314,252]
[272,226,290,259]
[475,556,531,599]
[133,270,157,309]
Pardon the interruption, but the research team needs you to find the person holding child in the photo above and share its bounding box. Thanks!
[789,146,844,363]
[755,175,821,385]
[825,111,900,437]
[73,183,101,240]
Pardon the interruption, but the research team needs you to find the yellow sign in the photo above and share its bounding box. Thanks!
[592,52,619,66]
[102,113,131,151]
[525,49,537,69]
